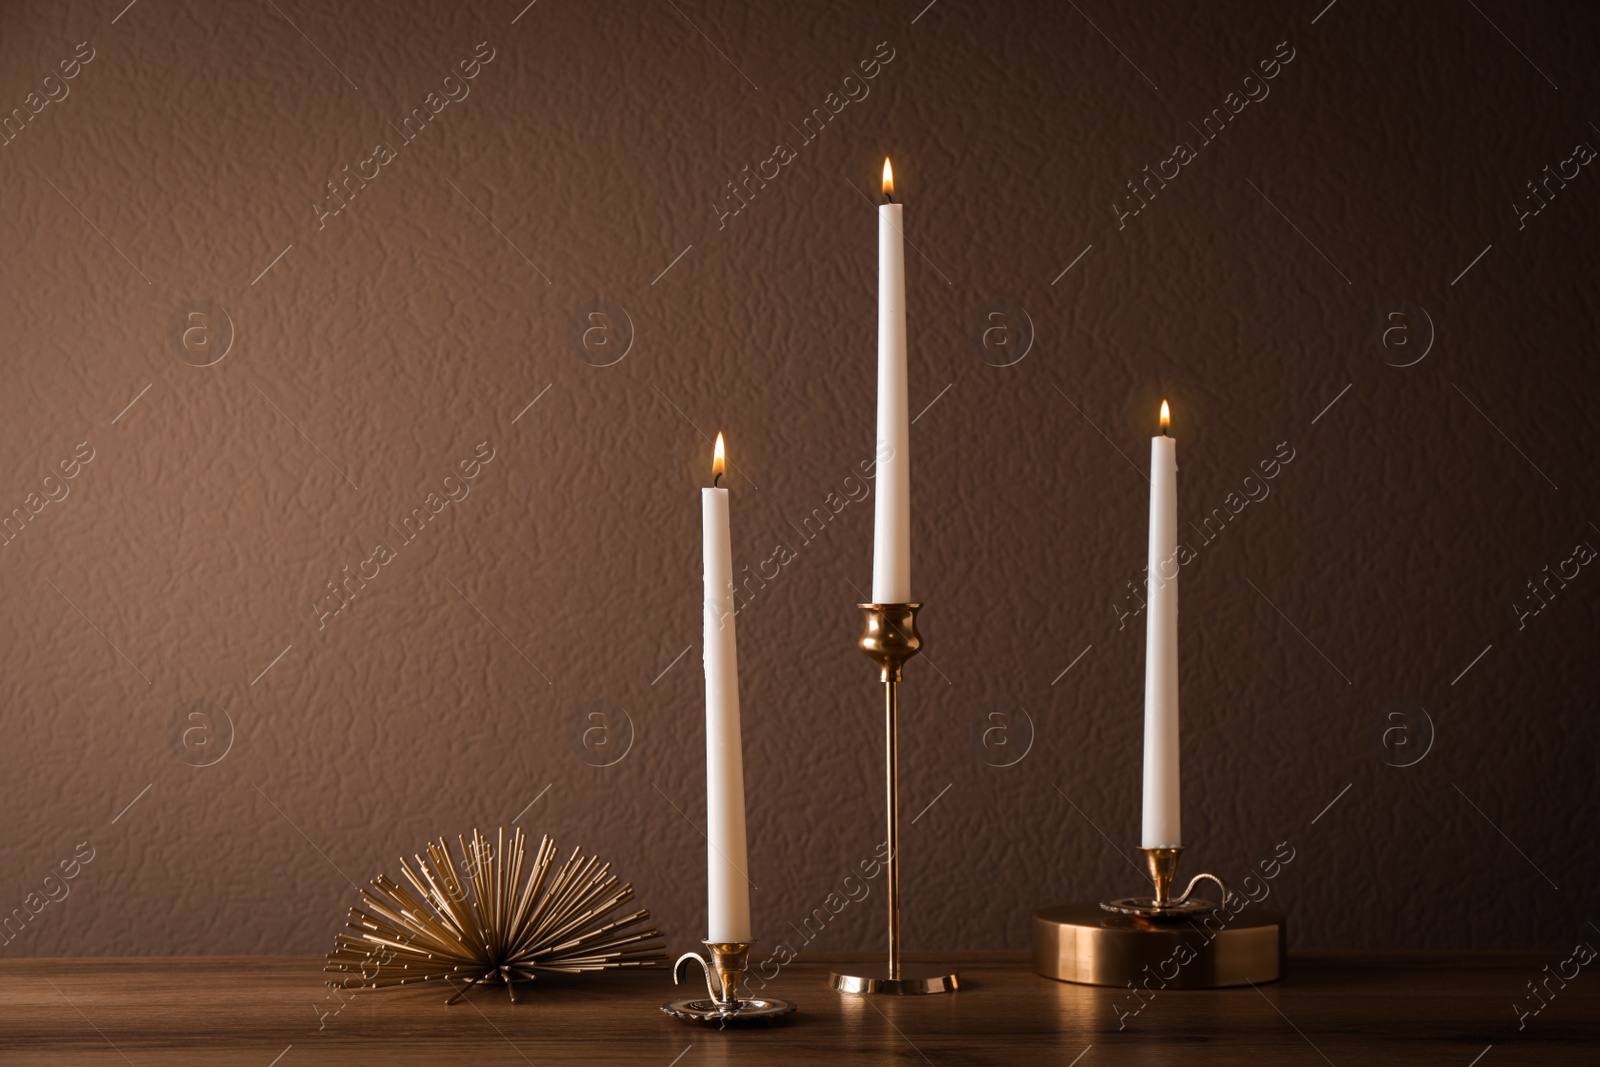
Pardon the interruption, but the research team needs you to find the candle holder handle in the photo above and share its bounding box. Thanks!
[1171,871,1232,908]
[827,604,960,997]
[662,941,796,1025]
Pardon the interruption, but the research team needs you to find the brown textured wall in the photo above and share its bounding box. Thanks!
[0,0,1595,959]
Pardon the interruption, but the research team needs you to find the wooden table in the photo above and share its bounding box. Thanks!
[1,953,1593,1065]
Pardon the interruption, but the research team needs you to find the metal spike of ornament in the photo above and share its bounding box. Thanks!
[325,827,664,1003]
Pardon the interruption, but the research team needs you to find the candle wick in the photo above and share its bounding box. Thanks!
[884,191,895,205]
[714,472,722,488]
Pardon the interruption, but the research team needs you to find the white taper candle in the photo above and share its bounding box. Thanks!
[871,158,911,604]
[702,433,751,942]
[1141,402,1181,848]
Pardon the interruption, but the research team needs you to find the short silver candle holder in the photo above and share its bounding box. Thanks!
[662,941,796,1025]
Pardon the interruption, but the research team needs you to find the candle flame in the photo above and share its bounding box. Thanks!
[1160,400,1171,433]
[882,157,894,199]
[712,432,726,482]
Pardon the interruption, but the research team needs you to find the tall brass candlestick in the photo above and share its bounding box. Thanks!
[828,603,959,996]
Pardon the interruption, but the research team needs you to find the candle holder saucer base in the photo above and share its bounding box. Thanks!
[661,996,797,1024]
[1100,895,1221,917]
[827,969,960,996]
[662,941,796,1026]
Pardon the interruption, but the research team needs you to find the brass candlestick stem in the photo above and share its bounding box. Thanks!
[662,941,796,1024]
[828,603,960,996]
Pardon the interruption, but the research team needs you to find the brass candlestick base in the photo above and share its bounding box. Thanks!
[662,941,796,1024]
[1031,846,1284,988]
[829,971,962,996]
[827,603,960,997]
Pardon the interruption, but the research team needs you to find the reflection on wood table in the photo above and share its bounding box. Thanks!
[0,952,1594,1065]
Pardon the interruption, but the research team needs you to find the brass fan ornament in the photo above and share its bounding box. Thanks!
[326,827,665,1003]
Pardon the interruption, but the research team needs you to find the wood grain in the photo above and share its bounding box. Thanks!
[0,953,1593,1065]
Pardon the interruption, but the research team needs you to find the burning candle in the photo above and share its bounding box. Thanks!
[702,432,752,941]
[1141,401,1181,848]
[871,157,912,604]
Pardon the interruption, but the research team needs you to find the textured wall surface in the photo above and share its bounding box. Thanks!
[0,0,1595,959]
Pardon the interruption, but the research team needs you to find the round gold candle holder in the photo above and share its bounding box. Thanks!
[827,604,961,997]
[662,941,796,1025]
[1031,846,1285,988]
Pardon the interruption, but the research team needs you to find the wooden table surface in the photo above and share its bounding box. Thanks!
[0,953,1593,1065]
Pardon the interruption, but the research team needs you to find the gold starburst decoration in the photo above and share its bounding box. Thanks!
[326,827,664,1003]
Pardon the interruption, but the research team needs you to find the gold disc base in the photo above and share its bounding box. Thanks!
[1031,902,1285,988]
[661,996,797,1024]
[827,970,960,995]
